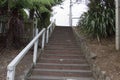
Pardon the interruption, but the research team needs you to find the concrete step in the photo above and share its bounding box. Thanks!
[28,76,94,80]
[36,63,89,66]
[33,69,92,73]
[45,45,79,48]
[41,53,83,56]
[41,55,85,59]
[44,49,81,53]
[38,59,87,64]
[35,63,90,70]
[43,51,82,55]
[45,48,80,50]
[26,27,94,80]
[49,42,77,46]
[30,70,92,77]
[45,45,80,50]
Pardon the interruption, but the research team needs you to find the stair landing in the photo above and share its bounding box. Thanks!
[27,27,94,80]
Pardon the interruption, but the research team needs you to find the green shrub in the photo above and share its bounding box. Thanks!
[78,4,115,41]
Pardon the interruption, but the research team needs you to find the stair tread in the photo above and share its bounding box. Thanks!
[35,64,90,70]
[38,59,87,64]
[31,70,92,77]
[36,63,89,66]
[28,75,94,80]
[33,69,91,73]
[42,53,84,56]
[41,55,85,59]
[26,27,94,80]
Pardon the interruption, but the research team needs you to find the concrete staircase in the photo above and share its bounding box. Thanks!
[27,27,94,80]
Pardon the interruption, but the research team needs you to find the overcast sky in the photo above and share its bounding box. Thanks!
[51,0,88,26]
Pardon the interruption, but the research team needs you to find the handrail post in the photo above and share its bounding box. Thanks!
[33,28,39,65]
[50,25,52,35]
[53,22,55,31]
[54,20,56,28]
[33,18,38,37]
[7,67,15,80]
[46,28,49,43]
[42,29,46,50]
[6,28,46,80]
[46,22,55,44]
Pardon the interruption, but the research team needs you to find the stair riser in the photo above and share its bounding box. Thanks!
[41,55,85,59]
[38,60,87,64]
[42,53,83,56]
[44,50,81,53]
[45,48,80,50]
[28,76,94,80]
[45,46,79,48]
[31,71,92,77]
[43,52,83,56]
[47,43,78,45]
[35,65,90,70]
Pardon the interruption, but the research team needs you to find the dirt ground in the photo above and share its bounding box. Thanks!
[75,27,120,80]
[87,37,120,80]
[0,47,33,80]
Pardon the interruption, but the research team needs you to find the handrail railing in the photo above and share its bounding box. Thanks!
[46,22,55,43]
[7,28,46,80]
[6,20,55,80]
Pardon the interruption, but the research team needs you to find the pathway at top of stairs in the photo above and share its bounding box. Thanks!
[27,27,94,80]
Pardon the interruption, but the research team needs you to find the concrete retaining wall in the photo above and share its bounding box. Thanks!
[72,28,111,80]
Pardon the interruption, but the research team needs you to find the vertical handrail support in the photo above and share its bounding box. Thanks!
[46,22,55,43]
[33,28,39,65]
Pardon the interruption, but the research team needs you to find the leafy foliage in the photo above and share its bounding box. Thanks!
[78,0,115,41]
[0,0,62,29]
[0,0,62,18]
[7,0,62,27]
[0,0,7,6]
[0,0,62,48]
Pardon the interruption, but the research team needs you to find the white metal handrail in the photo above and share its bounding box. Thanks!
[7,28,46,80]
[46,22,55,43]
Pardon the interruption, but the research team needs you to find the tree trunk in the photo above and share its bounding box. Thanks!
[30,9,35,20]
[6,9,24,49]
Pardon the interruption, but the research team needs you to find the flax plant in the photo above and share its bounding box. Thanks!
[78,1,115,41]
